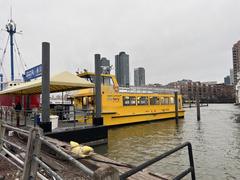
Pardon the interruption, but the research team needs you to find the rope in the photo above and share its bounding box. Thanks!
[14,36,27,71]
[13,41,21,78]
[0,35,9,81]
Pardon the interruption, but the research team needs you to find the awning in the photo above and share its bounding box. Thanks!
[0,71,94,95]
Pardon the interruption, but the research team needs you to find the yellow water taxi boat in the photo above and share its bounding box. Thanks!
[73,72,184,126]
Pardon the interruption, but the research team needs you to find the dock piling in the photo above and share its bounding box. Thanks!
[196,87,201,121]
[41,42,51,132]
[174,91,179,123]
[93,54,103,126]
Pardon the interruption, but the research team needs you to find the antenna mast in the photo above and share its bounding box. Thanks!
[5,6,16,81]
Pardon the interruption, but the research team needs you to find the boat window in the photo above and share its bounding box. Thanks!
[82,97,88,106]
[102,76,113,86]
[150,96,160,105]
[137,96,148,105]
[123,96,136,106]
[160,97,164,104]
[161,97,169,105]
[170,97,174,104]
[83,76,113,86]
[82,96,93,106]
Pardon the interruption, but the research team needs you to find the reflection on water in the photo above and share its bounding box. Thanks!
[95,104,240,179]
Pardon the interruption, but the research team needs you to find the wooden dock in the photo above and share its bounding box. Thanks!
[0,123,172,180]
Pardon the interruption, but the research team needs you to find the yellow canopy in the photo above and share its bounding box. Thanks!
[0,71,94,95]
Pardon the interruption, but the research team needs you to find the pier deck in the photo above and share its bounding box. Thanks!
[0,125,171,180]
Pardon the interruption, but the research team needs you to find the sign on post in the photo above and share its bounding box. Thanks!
[23,64,42,82]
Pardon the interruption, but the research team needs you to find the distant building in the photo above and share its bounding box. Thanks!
[232,41,240,85]
[100,57,110,74]
[201,81,218,85]
[230,68,234,85]
[224,76,231,85]
[100,57,110,66]
[134,67,145,86]
[115,52,129,87]
[167,80,235,103]
[147,83,163,87]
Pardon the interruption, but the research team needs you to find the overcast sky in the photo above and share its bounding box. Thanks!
[0,0,240,84]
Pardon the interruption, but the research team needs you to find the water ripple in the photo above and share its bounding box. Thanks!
[95,104,240,179]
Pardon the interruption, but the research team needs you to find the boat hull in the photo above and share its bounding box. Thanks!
[77,110,184,126]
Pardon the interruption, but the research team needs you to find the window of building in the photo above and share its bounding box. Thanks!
[150,96,160,105]
[137,96,148,105]
[123,96,136,106]
[170,97,174,104]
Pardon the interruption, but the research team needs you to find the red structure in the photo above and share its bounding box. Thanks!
[0,95,40,109]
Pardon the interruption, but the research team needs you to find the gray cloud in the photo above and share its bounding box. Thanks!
[0,0,239,84]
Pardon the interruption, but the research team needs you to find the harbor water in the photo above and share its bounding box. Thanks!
[96,104,240,179]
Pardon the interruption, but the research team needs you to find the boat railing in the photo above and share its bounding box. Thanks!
[119,141,195,180]
[119,86,180,94]
[0,106,94,128]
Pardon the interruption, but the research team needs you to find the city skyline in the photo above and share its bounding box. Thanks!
[0,0,239,84]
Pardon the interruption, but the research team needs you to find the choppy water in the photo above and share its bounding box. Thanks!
[95,104,240,180]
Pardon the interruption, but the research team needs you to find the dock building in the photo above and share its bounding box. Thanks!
[115,52,129,87]
[134,67,145,86]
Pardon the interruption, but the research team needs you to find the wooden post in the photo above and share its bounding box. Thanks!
[93,166,119,180]
[0,121,6,151]
[22,128,43,180]
[5,108,7,122]
[196,87,201,121]
[174,92,179,123]
[0,107,2,120]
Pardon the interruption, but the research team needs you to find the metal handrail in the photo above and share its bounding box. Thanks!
[2,123,29,135]
[33,156,63,180]
[119,142,195,180]
[0,122,94,179]
[0,107,95,128]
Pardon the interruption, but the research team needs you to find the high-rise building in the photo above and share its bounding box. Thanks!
[230,68,234,85]
[134,67,145,86]
[115,52,129,87]
[100,57,110,74]
[232,41,240,85]
[224,75,230,85]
